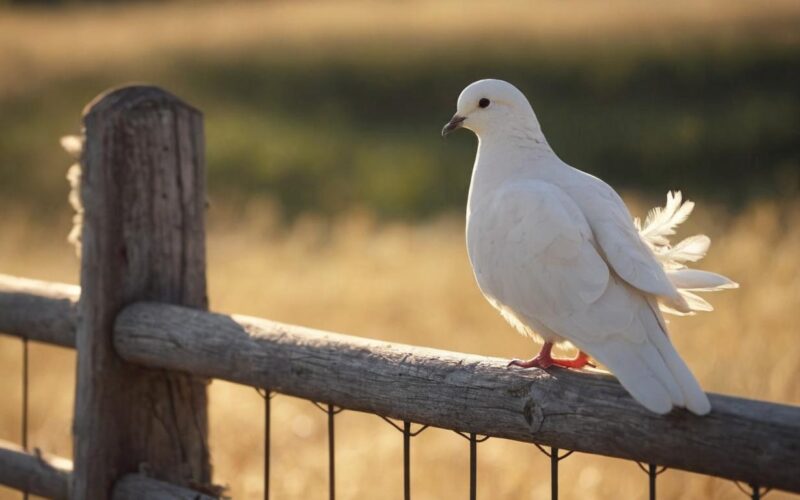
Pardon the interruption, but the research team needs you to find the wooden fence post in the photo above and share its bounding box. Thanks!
[72,86,212,498]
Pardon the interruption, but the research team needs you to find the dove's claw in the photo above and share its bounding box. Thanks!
[508,342,594,370]
[507,342,556,369]
[508,356,552,369]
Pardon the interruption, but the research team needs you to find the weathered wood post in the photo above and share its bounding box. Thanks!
[72,86,212,498]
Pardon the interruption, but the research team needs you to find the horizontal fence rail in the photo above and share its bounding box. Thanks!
[0,275,78,348]
[2,273,800,495]
[0,436,216,500]
[0,439,71,499]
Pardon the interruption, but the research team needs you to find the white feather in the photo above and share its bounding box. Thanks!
[639,191,695,246]
[581,338,676,414]
[661,235,711,266]
[668,269,739,291]
[633,192,738,313]
[645,298,711,415]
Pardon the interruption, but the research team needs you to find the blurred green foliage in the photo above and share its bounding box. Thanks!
[1,42,798,220]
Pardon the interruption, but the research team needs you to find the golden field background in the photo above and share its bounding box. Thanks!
[2,0,799,217]
[1,199,798,499]
[1,0,799,498]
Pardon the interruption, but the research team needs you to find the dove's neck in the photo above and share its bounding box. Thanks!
[467,120,556,212]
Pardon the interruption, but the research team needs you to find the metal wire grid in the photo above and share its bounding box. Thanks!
[311,401,345,500]
[248,388,771,500]
[534,444,574,499]
[454,431,490,500]
[381,417,429,500]
[636,462,668,500]
[736,481,773,500]
[256,389,275,499]
[249,388,773,500]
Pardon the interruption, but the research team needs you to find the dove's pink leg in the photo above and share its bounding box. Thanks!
[508,342,594,369]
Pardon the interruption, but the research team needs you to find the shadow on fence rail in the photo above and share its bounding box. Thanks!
[0,85,798,500]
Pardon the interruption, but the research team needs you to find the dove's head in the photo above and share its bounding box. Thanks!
[442,79,539,139]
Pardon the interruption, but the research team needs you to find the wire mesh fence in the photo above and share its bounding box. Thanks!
[244,380,777,500]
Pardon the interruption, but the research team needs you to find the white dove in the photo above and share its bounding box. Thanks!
[442,79,738,415]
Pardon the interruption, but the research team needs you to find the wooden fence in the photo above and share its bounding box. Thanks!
[0,85,798,499]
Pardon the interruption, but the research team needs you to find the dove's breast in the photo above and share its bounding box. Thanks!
[465,191,505,296]
[465,184,569,343]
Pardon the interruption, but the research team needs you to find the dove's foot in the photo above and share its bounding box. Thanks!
[508,342,595,370]
[551,351,595,369]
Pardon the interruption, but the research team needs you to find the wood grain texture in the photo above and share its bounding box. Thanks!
[112,474,220,500]
[115,302,800,494]
[72,85,214,499]
[0,439,72,499]
[0,274,78,348]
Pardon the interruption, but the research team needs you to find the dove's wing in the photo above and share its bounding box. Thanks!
[579,180,686,306]
[470,180,709,414]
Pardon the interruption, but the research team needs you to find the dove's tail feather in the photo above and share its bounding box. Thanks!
[649,332,712,415]
[634,191,738,315]
[644,301,712,415]
[583,339,677,414]
[667,269,739,291]
[585,336,711,415]
[581,302,711,416]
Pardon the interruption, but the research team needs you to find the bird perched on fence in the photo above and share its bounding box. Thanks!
[442,79,737,415]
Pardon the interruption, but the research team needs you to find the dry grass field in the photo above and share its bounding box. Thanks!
[1,197,798,499]
[2,0,799,218]
[1,1,799,498]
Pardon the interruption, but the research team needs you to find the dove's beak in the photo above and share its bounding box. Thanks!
[441,115,466,137]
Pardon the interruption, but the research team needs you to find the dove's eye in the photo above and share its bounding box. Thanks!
[478,98,490,109]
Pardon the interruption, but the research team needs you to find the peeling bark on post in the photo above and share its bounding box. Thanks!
[72,86,212,499]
